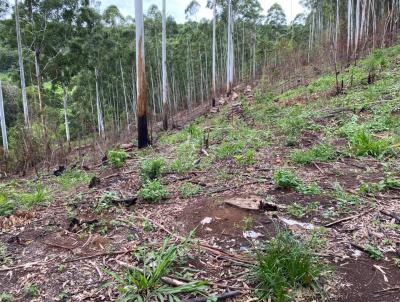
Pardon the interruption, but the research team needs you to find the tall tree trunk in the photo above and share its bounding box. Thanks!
[95,68,105,138]
[15,0,29,127]
[162,0,168,130]
[212,0,216,107]
[335,0,340,62]
[62,83,70,144]
[355,0,361,53]
[0,81,8,155]
[135,0,149,148]
[120,59,130,129]
[347,0,353,56]
[226,0,234,96]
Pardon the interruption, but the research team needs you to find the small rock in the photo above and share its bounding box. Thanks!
[243,231,263,239]
[201,217,213,225]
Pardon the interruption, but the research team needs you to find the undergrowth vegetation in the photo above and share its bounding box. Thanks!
[108,150,129,168]
[108,237,207,301]
[0,182,50,216]
[253,230,327,302]
[56,169,91,190]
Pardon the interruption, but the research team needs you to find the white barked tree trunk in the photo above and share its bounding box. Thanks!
[0,81,8,155]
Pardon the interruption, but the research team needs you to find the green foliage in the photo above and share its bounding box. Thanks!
[234,149,256,166]
[139,158,166,182]
[394,257,400,268]
[19,184,49,209]
[332,183,361,210]
[108,150,129,169]
[24,284,39,298]
[364,49,388,81]
[0,194,14,217]
[211,120,267,161]
[138,180,169,203]
[291,144,336,165]
[288,202,319,219]
[0,243,11,266]
[108,238,207,301]
[56,169,91,190]
[348,130,394,158]
[274,169,321,195]
[253,231,326,302]
[273,169,300,190]
[160,123,202,146]
[277,106,310,140]
[179,182,203,199]
[93,191,118,213]
[170,143,197,174]
[365,244,384,261]
[359,176,400,194]
[239,216,255,232]
[296,183,321,195]
[0,293,13,302]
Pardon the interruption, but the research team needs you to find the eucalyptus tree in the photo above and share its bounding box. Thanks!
[226,0,234,95]
[0,81,8,155]
[212,0,217,106]
[14,0,29,127]
[135,0,149,148]
[95,68,105,138]
[162,0,168,130]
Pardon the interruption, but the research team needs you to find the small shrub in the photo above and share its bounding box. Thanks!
[288,202,319,218]
[291,144,336,165]
[234,149,256,166]
[93,191,118,213]
[332,183,361,210]
[139,158,165,182]
[108,150,128,168]
[364,49,388,83]
[138,180,169,202]
[273,169,321,195]
[179,182,203,199]
[253,231,326,301]
[365,244,384,261]
[273,169,300,190]
[296,183,321,195]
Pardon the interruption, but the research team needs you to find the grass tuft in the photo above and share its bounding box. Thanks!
[253,230,327,302]
[108,237,207,301]
[291,144,336,165]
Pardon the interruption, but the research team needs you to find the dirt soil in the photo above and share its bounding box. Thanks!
[1,86,400,302]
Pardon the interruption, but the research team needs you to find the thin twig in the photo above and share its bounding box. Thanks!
[324,209,374,228]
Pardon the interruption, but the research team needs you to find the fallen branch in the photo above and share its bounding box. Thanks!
[135,214,255,266]
[374,287,400,294]
[182,291,241,302]
[380,210,400,224]
[324,209,374,228]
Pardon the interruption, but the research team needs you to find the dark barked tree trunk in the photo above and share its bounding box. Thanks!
[135,0,149,149]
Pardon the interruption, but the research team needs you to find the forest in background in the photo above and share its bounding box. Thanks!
[0,0,399,172]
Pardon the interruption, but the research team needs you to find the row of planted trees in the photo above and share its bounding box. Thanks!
[0,0,399,169]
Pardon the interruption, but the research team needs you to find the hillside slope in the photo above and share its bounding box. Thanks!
[1,44,400,301]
